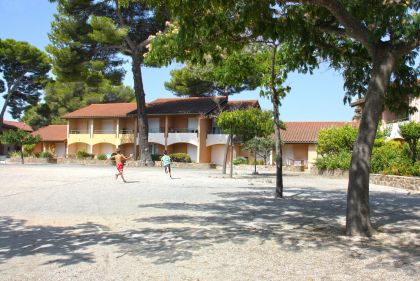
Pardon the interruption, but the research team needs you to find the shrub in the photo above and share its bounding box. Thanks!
[39,151,53,159]
[170,153,191,163]
[76,149,94,159]
[383,161,420,177]
[97,154,108,160]
[317,125,358,155]
[251,159,265,165]
[315,151,352,170]
[371,141,407,174]
[9,151,21,158]
[151,154,162,161]
[23,144,37,155]
[233,157,248,165]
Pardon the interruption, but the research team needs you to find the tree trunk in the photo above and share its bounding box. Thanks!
[222,135,230,174]
[346,51,395,236]
[0,90,13,130]
[131,55,153,166]
[253,149,257,174]
[273,93,283,198]
[229,132,233,178]
[20,145,24,164]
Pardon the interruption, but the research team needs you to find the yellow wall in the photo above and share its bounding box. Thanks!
[308,144,318,170]
[68,143,89,155]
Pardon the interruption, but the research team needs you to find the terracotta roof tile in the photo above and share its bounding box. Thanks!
[32,125,67,141]
[282,122,354,143]
[146,96,227,115]
[63,103,137,118]
[2,120,33,131]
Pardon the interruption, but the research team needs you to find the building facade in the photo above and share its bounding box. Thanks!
[63,97,259,165]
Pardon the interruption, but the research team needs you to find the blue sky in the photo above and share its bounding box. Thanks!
[0,0,354,122]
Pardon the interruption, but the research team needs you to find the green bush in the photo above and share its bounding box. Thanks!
[97,154,108,160]
[152,154,162,161]
[317,125,358,155]
[23,144,37,155]
[233,157,249,165]
[371,141,408,174]
[251,159,265,165]
[315,151,352,170]
[39,151,53,159]
[383,161,420,177]
[9,151,22,158]
[76,149,94,159]
[170,153,191,163]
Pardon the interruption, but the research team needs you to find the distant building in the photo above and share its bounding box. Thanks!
[0,120,33,156]
[351,96,420,139]
[63,96,259,164]
[32,125,67,157]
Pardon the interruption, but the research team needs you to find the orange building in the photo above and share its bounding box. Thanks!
[63,96,259,164]
[32,125,67,157]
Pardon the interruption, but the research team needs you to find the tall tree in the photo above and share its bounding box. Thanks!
[0,39,50,129]
[48,0,169,165]
[142,0,419,236]
[22,80,135,130]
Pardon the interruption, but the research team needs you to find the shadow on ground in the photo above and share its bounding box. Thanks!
[0,185,418,273]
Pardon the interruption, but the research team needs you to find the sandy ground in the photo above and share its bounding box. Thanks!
[0,164,418,281]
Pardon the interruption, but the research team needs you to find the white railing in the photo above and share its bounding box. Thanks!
[93,130,116,134]
[167,132,198,146]
[69,130,89,134]
[206,134,229,147]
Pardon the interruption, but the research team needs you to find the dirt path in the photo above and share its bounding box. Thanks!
[0,165,418,280]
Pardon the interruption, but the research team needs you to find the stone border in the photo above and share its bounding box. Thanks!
[310,167,419,191]
[9,157,57,164]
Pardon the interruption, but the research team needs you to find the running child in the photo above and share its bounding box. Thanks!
[161,150,172,178]
[106,149,131,183]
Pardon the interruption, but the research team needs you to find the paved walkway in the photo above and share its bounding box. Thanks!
[0,165,418,280]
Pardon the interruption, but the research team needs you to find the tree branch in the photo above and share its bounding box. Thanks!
[114,0,136,51]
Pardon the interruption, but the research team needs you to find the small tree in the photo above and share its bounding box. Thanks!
[399,121,420,163]
[217,109,273,177]
[244,136,275,173]
[0,129,41,164]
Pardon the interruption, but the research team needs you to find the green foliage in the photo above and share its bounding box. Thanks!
[169,153,191,163]
[22,80,135,129]
[0,38,51,120]
[151,154,162,161]
[317,125,358,155]
[97,154,108,160]
[233,157,249,165]
[0,129,41,146]
[315,151,352,171]
[23,143,37,155]
[8,151,22,158]
[244,136,274,165]
[399,121,420,163]
[251,160,265,165]
[217,109,273,142]
[383,161,420,177]
[76,149,94,160]
[39,151,53,159]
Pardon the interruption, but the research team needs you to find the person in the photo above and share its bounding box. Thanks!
[161,150,172,178]
[106,149,131,183]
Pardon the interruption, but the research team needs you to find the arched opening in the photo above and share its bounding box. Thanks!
[67,142,89,156]
[92,143,116,157]
[166,143,198,162]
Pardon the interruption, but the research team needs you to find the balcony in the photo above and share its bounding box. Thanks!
[206,134,229,147]
[119,129,135,144]
[68,130,90,144]
[92,130,117,145]
[167,128,198,146]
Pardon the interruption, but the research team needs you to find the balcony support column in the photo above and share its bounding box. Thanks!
[89,119,94,154]
[116,118,120,148]
[164,116,169,150]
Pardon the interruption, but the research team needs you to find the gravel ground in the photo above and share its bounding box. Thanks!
[0,164,418,281]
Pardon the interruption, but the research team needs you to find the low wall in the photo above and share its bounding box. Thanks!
[310,167,419,191]
[370,174,419,191]
[57,159,216,169]
[9,157,57,164]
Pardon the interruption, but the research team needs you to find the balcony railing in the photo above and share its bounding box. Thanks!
[69,130,89,134]
[93,130,116,134]
[149,127,165,133]
[120,129,135,134]
[169,128,198,133]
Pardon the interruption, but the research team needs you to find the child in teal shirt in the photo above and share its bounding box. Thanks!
[161,150,172,178]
